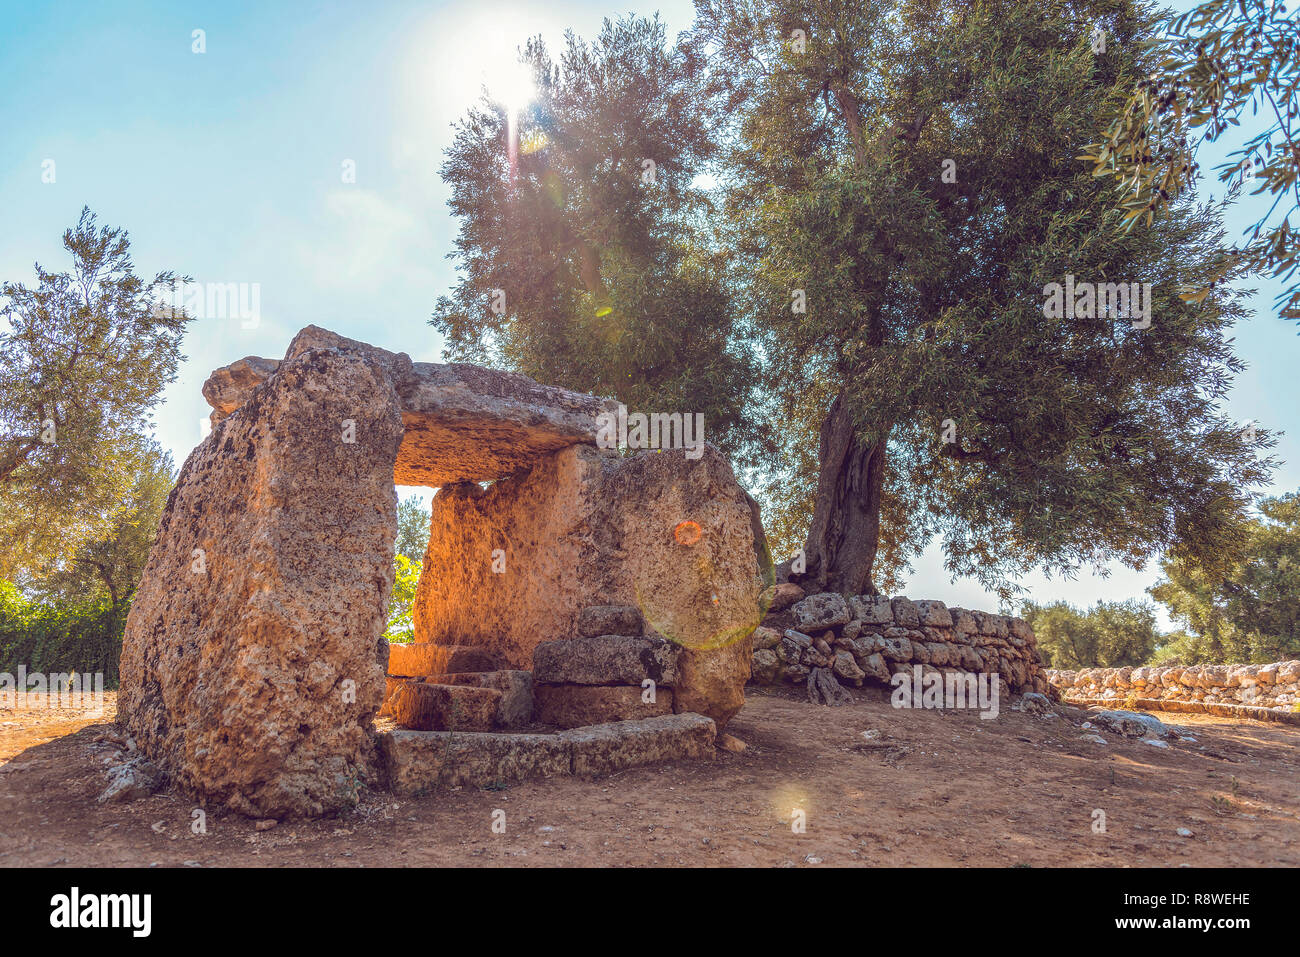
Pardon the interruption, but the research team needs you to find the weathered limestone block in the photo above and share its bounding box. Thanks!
[850,595,895,625]
[880,635,914,661]
[202,355,281,426]
[1087,709,1173,738]
[424,671,534,728]
[925,642,952,667]
[202,325,616,488]
[388,642,500,677]
[380,675,416,717]
[568,714,716,776]
[950,607,979,637]
[891,597,921,626]
[751,648,781,684]
[119,347,403,818]
[914,600,953,628]
[414,443,770,728]
[791,593,851,632]
[381,729,572,792]
[766,582,805,612]
[381,715,718,791]
[576,605,644,640]
[974,611,1009,638]
[532,635,679,687]
[833,649,866,685]
[535,684,674,729]
[389,682,501,732]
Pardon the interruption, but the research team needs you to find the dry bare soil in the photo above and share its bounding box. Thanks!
[2,686,1297,867]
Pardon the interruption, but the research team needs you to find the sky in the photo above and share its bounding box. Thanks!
[1,0,1295,625]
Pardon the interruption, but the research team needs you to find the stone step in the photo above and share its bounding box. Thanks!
[387,642,500,677]
[380,713,717,792]
[425,671,534,728]
[378,675,415,718]
[534,683,673,729]
[576,604,644,639]
[532,634,679,686]
[567,713,714,776]
[388,681,502,732]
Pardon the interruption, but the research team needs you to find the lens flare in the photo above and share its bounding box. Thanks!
[674,520,703,546]
[632,519,776,652]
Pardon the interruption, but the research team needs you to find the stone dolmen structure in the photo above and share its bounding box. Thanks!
[118,324,1062,819]
[118,326,768,817]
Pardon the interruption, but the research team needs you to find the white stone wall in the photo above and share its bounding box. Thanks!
[1048,661,1300,713]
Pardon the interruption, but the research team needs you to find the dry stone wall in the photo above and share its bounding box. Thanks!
[1048,662,1300,717]
[750,590,1050,696]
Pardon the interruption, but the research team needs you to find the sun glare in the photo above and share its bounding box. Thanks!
[492,59,536,116]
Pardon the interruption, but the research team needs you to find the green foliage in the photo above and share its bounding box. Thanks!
[29,438,174,607]
[1021,598,1162,668]
[384,553,421,643]
[0,580,127,683]
[1146,628,1221,666]
[0,438,173,679]
[1149,491,1300,663]
[384,496,431,642]
[395,496,431,564]
[431,15,762,466]
[690,0,1274,596]
[0,208,192,580]
[1084,0,1300,318]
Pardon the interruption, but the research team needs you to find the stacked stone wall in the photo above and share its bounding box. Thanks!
[1048,662,1300,718]
[750,590,1050,696]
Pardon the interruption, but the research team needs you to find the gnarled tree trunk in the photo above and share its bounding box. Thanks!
[794,392,886,596]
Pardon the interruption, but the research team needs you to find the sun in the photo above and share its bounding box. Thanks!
[491,58,536,117]
[489,56,536,181]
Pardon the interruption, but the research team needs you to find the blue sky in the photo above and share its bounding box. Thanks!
[1,0,1295,623]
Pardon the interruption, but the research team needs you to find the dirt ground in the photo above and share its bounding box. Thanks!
[2,686,1298,867]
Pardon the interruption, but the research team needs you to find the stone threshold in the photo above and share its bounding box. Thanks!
[1063,696,1300,726]
[380,712,717,793]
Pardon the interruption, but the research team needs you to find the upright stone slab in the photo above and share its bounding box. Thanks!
[414,443,772,729]
[118,346,404,818]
